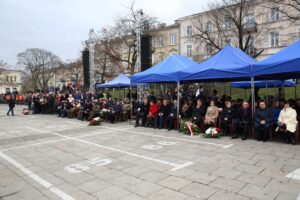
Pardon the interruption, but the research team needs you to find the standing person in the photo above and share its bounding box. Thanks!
[254,100,274,142]
[7,94,16,116]
[26,93,32,110]
[277,101,298,145]
[234,101,252,140]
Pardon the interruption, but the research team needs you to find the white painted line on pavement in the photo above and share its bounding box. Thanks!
[101,126,233,149]
[1,130,113,152]
[26,127,193,171]
[0,151,75,200]
[286,168,300,181]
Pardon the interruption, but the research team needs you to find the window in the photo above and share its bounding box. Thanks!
[224,18,232,30]
[157,53,163,63]
[205,44,213,54]
[6,76,9,82]
[157,36,164,47]
[246,37,255,55]
[186,25,193,36]
[244,13,255,28]
[170,33,176,45]
[270,7,280,22]
[186,45,193,57]
[270,31,280,47]
[297,28,300,40]
[14,76,17,82]
[10,76,13,82]
[206,21,213,33]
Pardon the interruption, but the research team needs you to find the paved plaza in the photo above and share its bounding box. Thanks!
[0,105,299,200]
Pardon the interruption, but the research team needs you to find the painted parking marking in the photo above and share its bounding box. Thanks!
[142,145,162,150]
[286,168,300,181]
[0,151,74,200]
[64,157,112,174]
[158,141,176,146]
[25,127,194,171]
[0,130,113,152]
[101,126,233,149]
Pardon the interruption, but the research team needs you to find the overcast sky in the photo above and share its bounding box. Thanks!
[0,0,212,67]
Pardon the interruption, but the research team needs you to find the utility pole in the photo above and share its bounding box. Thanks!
[85,29,97,94]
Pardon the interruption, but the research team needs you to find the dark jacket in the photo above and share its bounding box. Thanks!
[193,105,206,119]
[221,107,234,121]
[180,106,193,119]
[158,105,170,117]
[136,102,149,114]
[7,98,15,108]
[236,107,252,122]
[255,108,274,125]
[169,105,178,117]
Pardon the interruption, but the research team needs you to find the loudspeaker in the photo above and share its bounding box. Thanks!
[141,35,152,72]
[82,49,90,89]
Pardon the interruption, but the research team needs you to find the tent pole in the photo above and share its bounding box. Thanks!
[266,80,269,106]
[251,77,255,120]
[295,79,297,99]
[130,84,133,125]
[177,82,180,132]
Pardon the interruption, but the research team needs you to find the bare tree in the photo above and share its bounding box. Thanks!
[191,0,266,59]
[69,59,83,86]
[17,48,62,91]
[99,1,158,75]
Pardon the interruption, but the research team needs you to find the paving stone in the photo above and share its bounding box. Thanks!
[237,172,271,187]
[265,178,300,195]
[148,188,188,200]
[211,167,242,179]
[275,192,298,200]
[93,185,131,200]
[126,181,163,197]
[210,177,246,193]
[239,183,279,200]
[110,174,142,188]
[139,170,170,182]
[158,176,191,190]
[180,183,218,199]
[76,178,111,193]
[234,163,264,174]
[186,171,218,185]
[208,190,250,200]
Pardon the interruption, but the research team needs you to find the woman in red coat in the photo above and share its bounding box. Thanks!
[147,100,159,127]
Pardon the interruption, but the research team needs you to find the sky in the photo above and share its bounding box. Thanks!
[0,0,212,67]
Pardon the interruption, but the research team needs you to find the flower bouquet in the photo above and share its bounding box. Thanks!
[180,120,200,136]
[88,117,102,126]
[204,127,222,138]
[100,109,109,119]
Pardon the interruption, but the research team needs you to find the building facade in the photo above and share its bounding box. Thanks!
[177,0,300,62]
[0,69,23,94]
[151,22,180,64]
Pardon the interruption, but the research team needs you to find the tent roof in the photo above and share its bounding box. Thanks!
[181,45,257,82]
[231,80,296,89]
[96,73,131,89]
[131,54,197,83]
[250,39,300,79]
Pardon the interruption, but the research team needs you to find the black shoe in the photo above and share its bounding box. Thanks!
[7,113,9,116]
[168,129,171,131]
[134,125,139,128]
[242,137,247,140]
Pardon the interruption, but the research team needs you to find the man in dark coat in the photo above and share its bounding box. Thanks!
[220,100,234,135]
[254,100,274,142]
[233,101,252,140]
[7,94,16,116]
[134,98,149,127]
[167,99,178,131]
[154,99,170,129]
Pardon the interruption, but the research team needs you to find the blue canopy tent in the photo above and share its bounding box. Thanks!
[95,73,132,89]
[181,45,257,82]
[248,39,300,79]
[131,54,197,84]
[231,80,296,89]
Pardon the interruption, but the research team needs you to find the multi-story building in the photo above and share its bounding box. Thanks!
[0,69,23,94]
[151,22,180,64]
[48,61,84,91]
[177,0,300,62]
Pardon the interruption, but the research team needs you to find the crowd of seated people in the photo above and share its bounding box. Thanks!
[11,86,300,145]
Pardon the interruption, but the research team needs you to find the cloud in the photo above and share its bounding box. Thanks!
[0,0,211,67]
